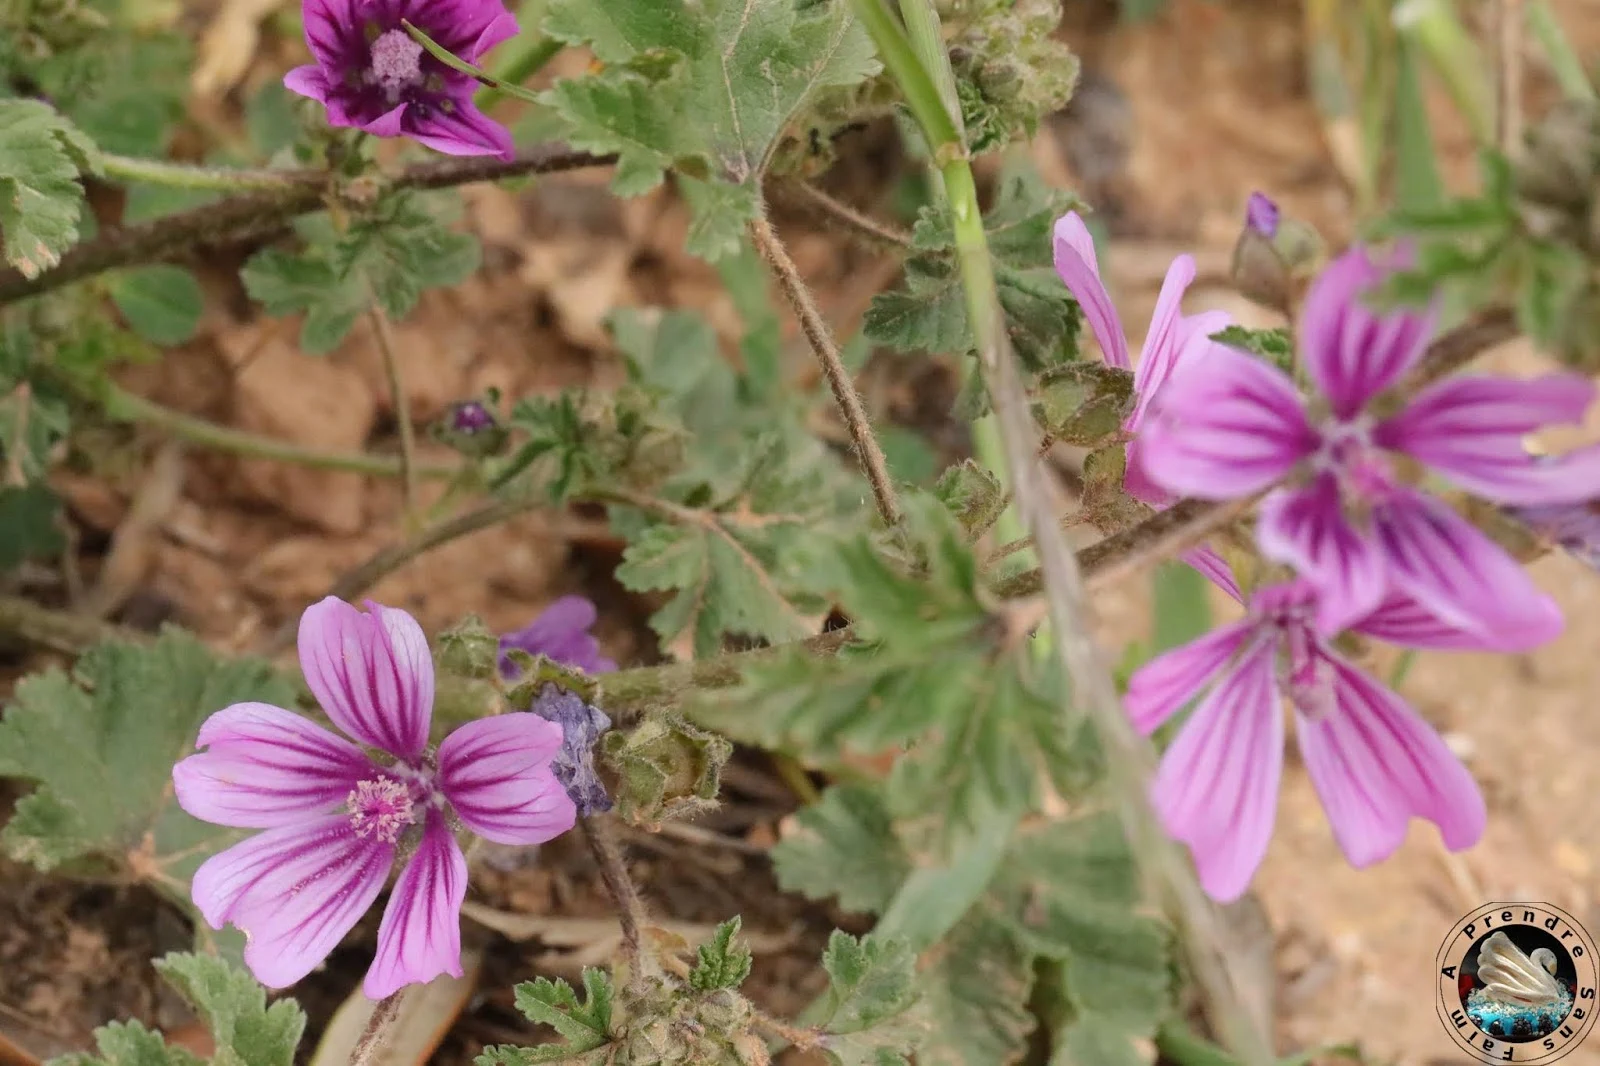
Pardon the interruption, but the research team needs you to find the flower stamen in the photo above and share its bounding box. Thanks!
[367,29,426,101]
[348,776,417,843]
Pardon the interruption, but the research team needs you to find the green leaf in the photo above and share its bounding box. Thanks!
[0,631,296,894]
[46,1020,205,1066]
[690,917,754,991]
[1151,561,1212,655]
[934,459,1008,540]
[816,933,924,1066]
[867,158,1083,369]
[241,192,479,351]
[152,954,305,1066]
[0,98,96,279]
[1208,325,1294,375]
[773,783,909,914]
[917,915,1037,1066]
[0,483,64,570]
[875,809,1018,951]
[108,265,204,346]
[541,0,878,260]
[35,32,190,156]
[481,971,614,1064]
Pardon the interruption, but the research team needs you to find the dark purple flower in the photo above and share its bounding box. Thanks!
[1512,497,1600,571]
[284,0,518,159]
[447,400,497,434]
[499,596,617,678]
[1138,245,1598,638]
[1245,192,1280,239]
[530,684,612,816]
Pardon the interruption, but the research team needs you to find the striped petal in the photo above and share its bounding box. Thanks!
[1257,477,1387,634]
[1124,620,1256,734]
[1053,212,1131,371]
[437,714,576,845]
[298,597,434,760]
[1136,346,1318,499]
[1150,643,1284,903]
[365,813,468,998]
[1296,654,1485,868]
[174,703,374,828]
[191,813,393,989]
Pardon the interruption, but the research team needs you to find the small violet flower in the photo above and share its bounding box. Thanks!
[1245,192,1280,239]
[1052,210,1237,591]
[530,683,613,816]
[173,597,575,997]
[1128,579,1495,902]
[446,400,498,435]
[1138,245,1595,637]
[285,0,518,159]
[499,596,617,679]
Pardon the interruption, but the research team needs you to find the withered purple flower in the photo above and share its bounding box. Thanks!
[499,596,617,678]
[530,684,613,816]
[284,0,518,159]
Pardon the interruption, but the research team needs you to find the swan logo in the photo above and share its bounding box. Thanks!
[1436,903,1597,1063]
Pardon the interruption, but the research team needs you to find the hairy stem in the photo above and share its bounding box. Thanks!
[748,212,902,526]
[98,153,324,193]
[97,382,459,478]
[580,815,647,987]
[850,1,1273,1061]
[779,181,913,250]
[0,144,614,305]
[367,304,418,517]
[348,991,405,1066]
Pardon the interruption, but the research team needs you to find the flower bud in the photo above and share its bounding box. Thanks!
[433,398,509,457]
[1230,191,1324,313]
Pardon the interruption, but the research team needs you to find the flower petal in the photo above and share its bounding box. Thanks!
[299,0,361,70]
[1296,654,1485,868]
[1372,490,1565,642]
[437,714,577,845]
[406,99,515,159]
[356,101,409,139]
[191,814,392,989]
[298,597,434,760]
[1150,644,1283,903]
[1512,499,1600,572]
[365,813,468,998]
[1298,246,1435,418]
[173,703,373,828]
[1375,374,1600,505]
[1182,545,1243,603]
[1053,212,1131,371]
[1257,478,1387,633]
[498,595,617,678]
[1354,589,1562,652]
[1136,346,1318,499]
[283,65,333,105]
[1125,620,1255,733]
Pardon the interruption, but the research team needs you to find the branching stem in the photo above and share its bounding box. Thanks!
[748,213,902,527]
[366,303,418,517]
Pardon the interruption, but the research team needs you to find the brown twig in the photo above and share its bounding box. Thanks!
[579,815,647,989]
[778,180,914,250]
[348,990,406,1066]
[0,145,615,305]
[1495,0,1526,155]
[748,212,903,527]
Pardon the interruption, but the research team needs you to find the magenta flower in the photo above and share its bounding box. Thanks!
[499,596,616,679]
[1138,245,1600,636]
[173,597,575,997]
[1245,192,1280,239]
[1127,579,1489,902]
[284,0,518,159]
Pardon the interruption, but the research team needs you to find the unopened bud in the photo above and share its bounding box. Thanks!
[433,398,509,457]
[1231,191,1324,313]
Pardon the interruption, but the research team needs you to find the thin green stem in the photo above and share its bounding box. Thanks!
[403,20,545,105]
[98,382,457,479]
[477,36,563,110]
[97,153,325,193]
[1394,0,1494,146]
[1527,1,1596,101]
[367,303,419,517]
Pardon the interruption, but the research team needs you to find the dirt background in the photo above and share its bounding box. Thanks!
[2,1,1599,1064]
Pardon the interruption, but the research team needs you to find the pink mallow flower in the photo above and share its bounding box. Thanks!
[1138,245,1599,636]
[1053,210,1239,593]
[284,0,518,159]
[173,597,575,997]
[1128,579,1495,902]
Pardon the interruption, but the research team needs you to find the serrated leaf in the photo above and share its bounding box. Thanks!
[541,0,878,260]
[0,482,64,570]
[0,98,96,279]
[0,631,296,895]
[108,265,203,345]
[816,932,924,1066]
[36,32,190,156]
[1209,325,1294,375]
[690,916,754,991]
[47,1020,206,1066]
[152,954,305,1066]
[934,460,1008,540]
[917,915,1036,1066]
[773,783,909,914]
[497,970,614,1061]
